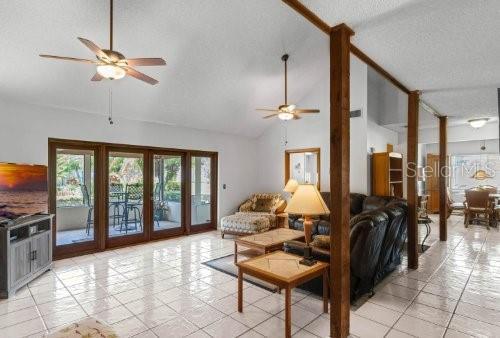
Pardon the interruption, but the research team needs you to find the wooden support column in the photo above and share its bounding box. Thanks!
[330,23,353,338]
[439,116,448,241]
[407,91,419,269]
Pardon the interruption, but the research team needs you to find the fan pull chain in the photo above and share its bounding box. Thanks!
[284,121,288,146]
[108,88,114,125]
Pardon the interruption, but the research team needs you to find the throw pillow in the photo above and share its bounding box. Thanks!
[312,235,330,249]
[254,197,274,212]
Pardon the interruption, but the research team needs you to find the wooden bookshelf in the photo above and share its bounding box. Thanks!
[371,152,404,198]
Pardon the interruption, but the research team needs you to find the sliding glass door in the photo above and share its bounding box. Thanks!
[189,154,217,231]
[49,139,217,258]
[151,153,185,238]
[49,144,100,257]
[106,149,147,246]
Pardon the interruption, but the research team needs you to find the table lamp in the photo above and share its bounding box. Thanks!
[283,179,299,194]
[284,184,330,266]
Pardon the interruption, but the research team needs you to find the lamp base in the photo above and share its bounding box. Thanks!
[299,257,317,266]
[299,245,316,266]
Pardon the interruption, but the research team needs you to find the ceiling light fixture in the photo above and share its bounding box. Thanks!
[278,112,294,121]
[468,118,489,129]
[97,64,126,80]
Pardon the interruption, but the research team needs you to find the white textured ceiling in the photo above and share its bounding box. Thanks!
[302,0,500,126]
[1,0,499,137]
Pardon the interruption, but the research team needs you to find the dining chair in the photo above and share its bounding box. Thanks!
[446,189,464,218]
[464,188,492,229]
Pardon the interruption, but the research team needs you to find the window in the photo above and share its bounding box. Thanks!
[450,153,500,202]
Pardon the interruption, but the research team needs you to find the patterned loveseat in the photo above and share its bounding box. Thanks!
[220,193,286,237]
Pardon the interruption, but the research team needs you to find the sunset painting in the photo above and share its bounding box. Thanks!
[0,163,48,219]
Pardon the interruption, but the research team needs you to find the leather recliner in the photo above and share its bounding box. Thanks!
[283,192,408,301]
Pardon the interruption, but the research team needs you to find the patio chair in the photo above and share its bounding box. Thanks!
[122,183,143,233]
[153,183,161,227]
[109,183,125,229]
[80,184,93,235]
[464,188,493,230]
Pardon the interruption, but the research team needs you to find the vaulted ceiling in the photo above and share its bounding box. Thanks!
[0,0,498,137]
[301,0,500,129]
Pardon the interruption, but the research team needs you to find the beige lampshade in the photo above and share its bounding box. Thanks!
[284,184,330,216]
[283,179,299,193]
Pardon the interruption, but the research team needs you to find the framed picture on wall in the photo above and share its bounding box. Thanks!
[285,148,320,189]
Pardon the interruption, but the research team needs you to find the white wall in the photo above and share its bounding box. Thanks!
[0,98,258,222]
[425,139,500,155]
[419,122,499,144]
[367,120,399,153]
[256,55,369,194]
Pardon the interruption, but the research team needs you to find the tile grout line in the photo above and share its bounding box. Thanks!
[381,220,468,337]
[444,228,490,337]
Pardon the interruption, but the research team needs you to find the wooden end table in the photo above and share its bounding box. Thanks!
[236,251,329,338]
[234,228,304,264]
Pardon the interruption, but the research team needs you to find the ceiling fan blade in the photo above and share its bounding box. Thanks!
[257,108,280,112]
[39,54,96,63]
[124,67,159,85]
[91,73,103,81]
[294,109,320,113]
[125,58,166,66]
[77,37,109,60]
[263,114,279,119]
[293,114,302,120]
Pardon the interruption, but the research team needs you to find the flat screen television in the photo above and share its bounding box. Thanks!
[0,163,48,220]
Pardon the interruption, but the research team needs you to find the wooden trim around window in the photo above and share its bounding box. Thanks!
[284,148,321,189]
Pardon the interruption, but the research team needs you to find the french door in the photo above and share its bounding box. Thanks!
[188,153,217,232]
[105,148,149,247]
[49,142,101,257]
[151,152,186,239]
[49,139,217,258]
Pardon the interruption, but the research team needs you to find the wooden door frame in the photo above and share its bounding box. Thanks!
[48,140,102,258]
[149,149,187,240]
[284,148,321,189]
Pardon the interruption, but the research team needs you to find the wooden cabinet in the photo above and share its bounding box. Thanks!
[371,152,404,198]
[9,240,31,286]
[0,215,53,298]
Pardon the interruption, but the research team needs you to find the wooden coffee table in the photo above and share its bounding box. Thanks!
[236,251,329,338]
[234,228,304,264]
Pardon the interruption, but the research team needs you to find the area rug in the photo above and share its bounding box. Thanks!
[45,317,118,338]
[203,254,278,292]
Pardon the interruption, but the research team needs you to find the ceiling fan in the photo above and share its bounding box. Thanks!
[39,0,166,85]
[257,54,319,120]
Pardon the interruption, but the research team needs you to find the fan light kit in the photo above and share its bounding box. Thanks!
[40,0,166,85]
[257,54,320,121]
[468,118,489,129]
[97,64,126,80]
[278,112,294,121]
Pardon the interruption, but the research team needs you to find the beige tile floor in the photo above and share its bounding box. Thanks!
[0,214,499,337]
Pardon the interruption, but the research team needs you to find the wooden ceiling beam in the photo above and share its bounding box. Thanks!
[350,44,411,94]
[281,0,331,35]
[282,0,412,96]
